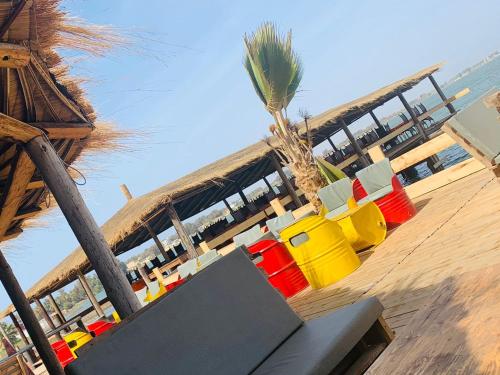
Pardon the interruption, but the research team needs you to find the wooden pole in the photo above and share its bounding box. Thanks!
[222,198,235,215]
[137,266,151,284]
[326,137,339,152]
[236,184,250,206]
[120,184,171,261]
[165,202,199,259]
[9,313,36,364]
[429,75,456,114]
[369,110,386,132]
[34,298,62,341]
[0,250,64,375]
[339,118,370,167]
[262,176,276,198]
[77,271,105,318]
[24,135,141,318]
[398,93,428,141]
[270,154,302,207]
[47,293,66,324]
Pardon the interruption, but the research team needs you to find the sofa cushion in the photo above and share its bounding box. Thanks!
[266,211,295,238]
[65,249,302,375]
[252,297,384,375]
[356,158,394,194]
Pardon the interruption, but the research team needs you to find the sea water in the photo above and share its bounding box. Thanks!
[411,56,500,179]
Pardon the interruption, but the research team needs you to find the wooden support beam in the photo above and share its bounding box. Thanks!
[47,294,66,325]
[120,184,171,261]
[0,150,35,241]
[137,266,151,284]
[222,198,235,215]
[391,133,456,173]
[13,206,41,221]
[326,136,338,152]
[0,112,41,142]
[34,298,62,341]
[31,122,92,140]
[9,312,36,364]
[262,176,275,197]
[199,241,210,254]
[0,44,30,68]
[398,93,428,141]
[429,75,455,114]
[0,0,28,39]
[3,67,10,115]
[270,153,302,207]
[0,250,64,375]
[369,110,386,132]
[236,185,250,206]
[77,271,105,318]
[165,202,199,259]
[26,179,43,190]
[339,118,370,167]
[367,145,386,163]
[270,198,286,216]
[24,135,141,318]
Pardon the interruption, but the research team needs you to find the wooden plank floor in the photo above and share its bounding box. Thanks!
[289,169,500,336]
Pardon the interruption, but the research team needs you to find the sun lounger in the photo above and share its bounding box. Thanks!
[443,89,500,178]
[65,248,392,375]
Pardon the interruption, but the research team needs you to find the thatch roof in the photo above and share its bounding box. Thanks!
[1,63,443,313]
[0,0,124,316]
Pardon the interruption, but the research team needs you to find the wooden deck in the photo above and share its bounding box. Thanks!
[289,168,500,337]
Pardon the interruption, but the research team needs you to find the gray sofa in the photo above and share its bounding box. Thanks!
[65,248,391,375]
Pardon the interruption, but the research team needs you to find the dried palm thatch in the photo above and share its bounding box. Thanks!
[0,0,131,244]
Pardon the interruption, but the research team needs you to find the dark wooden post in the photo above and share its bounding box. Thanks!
[339,118,369,167]
[398,92,442,172]
[34,298,62,341]
[429,74,456,114]
[165,202,199,259]
[77,271,105,318]
[262,176,276,197]
[47,293,66,324]
[369,110,386,133]
[398,93,428,141]
[9,312,36,364]
[0,251,64,375]
[120,184,170,261]
[326,137,339,152]
[24,135,141,318]
[270,154,302,207]
[236,185,250,206]
[222,198,235,215]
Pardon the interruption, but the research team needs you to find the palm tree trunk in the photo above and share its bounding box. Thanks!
[271,110,325,211]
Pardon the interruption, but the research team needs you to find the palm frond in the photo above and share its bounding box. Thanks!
[316,157,347,184]
[243,22,302,113]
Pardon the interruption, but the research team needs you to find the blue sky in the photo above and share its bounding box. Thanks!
[1,0,499,309]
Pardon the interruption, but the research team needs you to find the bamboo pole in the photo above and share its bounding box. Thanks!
[0,250,64,375]
[339,118,370,167]
[24,135,141,318]
[120,184,171,261]
[270,154,302,207]
[165,202,199,259]
[77,271,105,318]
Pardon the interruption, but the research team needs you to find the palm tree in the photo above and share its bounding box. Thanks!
[243,22,325,210]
